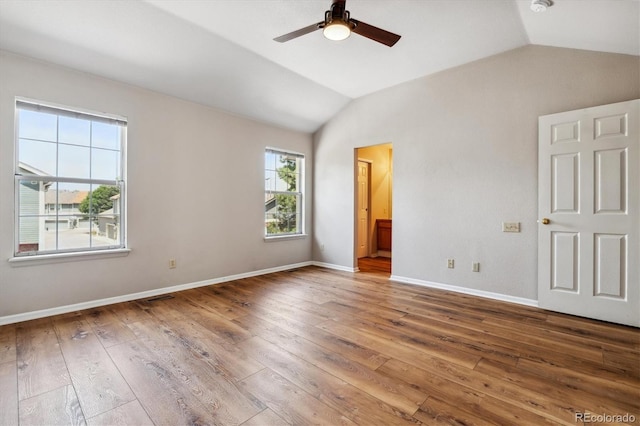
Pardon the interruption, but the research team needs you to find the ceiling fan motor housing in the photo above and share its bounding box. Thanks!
[325,0,355,29]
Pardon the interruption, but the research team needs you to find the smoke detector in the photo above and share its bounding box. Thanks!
[530,0,553,12]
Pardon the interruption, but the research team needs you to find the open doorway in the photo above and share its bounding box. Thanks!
[355,143,393,275]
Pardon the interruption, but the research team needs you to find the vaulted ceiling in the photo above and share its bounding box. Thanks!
[1,0,638,132]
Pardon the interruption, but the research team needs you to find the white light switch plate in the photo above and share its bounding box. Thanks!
[502,222,520,232]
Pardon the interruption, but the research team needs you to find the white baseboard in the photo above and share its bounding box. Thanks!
[389,275,539,308]
[311,261,358,273]
[2,263,537,325]
[0,261,314,326]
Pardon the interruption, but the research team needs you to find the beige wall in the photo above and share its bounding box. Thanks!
[0,51,313,319]
[357,144,392,254]
[2,45,638,319]
[313,45,640,301]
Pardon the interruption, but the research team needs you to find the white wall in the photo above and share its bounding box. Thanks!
[0,51,313,319]
[313,45,640,301]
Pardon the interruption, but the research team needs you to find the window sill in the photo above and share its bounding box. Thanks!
[264,234,307,242]
[8,248,131,266]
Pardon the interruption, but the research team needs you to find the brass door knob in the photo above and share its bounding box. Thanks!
[541,218,550,225]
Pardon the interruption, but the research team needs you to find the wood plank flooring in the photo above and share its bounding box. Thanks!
[0,265,638,425]
[358,257,391,274]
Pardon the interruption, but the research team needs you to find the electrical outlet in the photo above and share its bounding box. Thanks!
[447,259,454,269]
[502,222,521,233]
[472,262,480,272]
[169,259,177,269]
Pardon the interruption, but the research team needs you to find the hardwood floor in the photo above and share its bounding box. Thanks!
[1,266,638,425]
[357,257,391,274]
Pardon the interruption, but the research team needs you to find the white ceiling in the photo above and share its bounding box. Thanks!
[0,0,638,133]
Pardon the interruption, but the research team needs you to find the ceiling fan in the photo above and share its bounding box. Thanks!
[273,0,401,47]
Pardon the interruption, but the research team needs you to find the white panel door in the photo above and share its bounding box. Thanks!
[538,99,639,327]
[357,161,370,258]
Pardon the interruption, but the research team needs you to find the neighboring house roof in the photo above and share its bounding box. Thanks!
[18,162,53,191]
[45,190,89,205]
[18,162,49,176]
[265,196,276,213]
[98,207,120,221]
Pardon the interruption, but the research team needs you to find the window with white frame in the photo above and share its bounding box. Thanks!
[14,100,126,256]
[265,148,304,237]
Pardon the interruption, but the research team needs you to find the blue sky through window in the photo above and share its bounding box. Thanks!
[18,109,122,190]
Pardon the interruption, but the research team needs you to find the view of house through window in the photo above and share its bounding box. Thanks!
[15,100,126,256]
[265,148,304,236]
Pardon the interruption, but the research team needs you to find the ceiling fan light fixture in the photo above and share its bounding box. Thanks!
[323,20,351,41]
[273,0,401,47]
[530,0,552,12]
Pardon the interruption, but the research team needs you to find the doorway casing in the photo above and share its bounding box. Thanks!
[354,143,393,270]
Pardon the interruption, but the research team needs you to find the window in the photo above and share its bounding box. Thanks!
[265,148,304,237]
[14,100,126,256]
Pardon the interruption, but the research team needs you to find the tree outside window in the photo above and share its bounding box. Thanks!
[79,185,120,217]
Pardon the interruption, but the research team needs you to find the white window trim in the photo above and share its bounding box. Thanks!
[264,147,305,239]
[13,98,128,258]
[264,233,307,242]
[8,248,131,265]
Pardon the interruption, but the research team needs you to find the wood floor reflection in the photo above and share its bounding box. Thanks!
[357,256,391,274]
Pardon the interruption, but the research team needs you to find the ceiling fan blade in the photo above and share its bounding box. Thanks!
[274,21,324,43]
[351,19,401,47]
